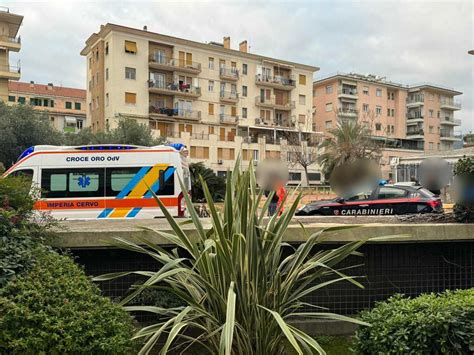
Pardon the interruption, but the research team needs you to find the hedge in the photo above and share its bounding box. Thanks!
[0,250,136,354]
[355,289,474,354]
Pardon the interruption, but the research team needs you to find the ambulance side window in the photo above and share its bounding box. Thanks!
[10,169,34,183]
[41,168,104,198]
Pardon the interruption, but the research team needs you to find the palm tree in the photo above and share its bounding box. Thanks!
[318,120,380,178]
[189,162,226,202]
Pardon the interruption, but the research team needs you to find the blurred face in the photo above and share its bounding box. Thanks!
[256,159,289,190]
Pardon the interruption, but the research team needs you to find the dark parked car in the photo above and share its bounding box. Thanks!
[296,184,443,216]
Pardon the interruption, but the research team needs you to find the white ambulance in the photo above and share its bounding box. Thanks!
[2,144,191,219]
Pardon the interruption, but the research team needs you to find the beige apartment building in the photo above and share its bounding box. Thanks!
[81,24,322,183]
[0,7,22,102]
[8,81,87,132]
[313,73,462,178]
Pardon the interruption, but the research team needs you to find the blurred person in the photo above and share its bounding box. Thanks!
[276,183,287,216]
[265,188,279,216]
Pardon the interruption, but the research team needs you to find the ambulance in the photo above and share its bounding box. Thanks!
[2,144,191,219]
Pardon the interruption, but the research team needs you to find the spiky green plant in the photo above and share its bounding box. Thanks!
[95,160,370,354]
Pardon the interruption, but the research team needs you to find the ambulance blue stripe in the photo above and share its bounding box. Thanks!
[98,208,113,218]
[126,207,141,218]
[143,167,175,198]
[116,166,151,199]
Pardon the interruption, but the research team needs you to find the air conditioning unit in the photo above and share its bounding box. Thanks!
[218,160,223,165]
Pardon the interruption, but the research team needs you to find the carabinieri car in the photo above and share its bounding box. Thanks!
[296,184,443,216]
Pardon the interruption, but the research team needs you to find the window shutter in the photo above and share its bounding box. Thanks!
[124,41,137,53]
[125,92,136,104]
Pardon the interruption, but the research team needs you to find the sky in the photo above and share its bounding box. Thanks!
[5,0,474,133]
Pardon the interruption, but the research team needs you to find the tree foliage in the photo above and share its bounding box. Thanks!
[96,160,371,354]
[189,162,226,202]
[0,102,63,167]
[318,120,381,177]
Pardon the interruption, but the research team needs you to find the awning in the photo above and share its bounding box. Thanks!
[125,40,137,53]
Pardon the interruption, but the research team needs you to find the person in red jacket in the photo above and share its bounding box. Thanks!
[276,183,287,216]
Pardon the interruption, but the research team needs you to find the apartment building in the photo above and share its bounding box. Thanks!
[0,7,22,102]
[313,73,462,178]
[81,24,322,183]
[8,81,87,133]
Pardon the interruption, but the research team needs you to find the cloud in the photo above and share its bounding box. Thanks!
[5,0,473,133]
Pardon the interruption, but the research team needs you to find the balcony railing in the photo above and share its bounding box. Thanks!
[254,95,295,109]
[219,114,238,124]
[148,80,201,96]
[220,90,239,101]
[149,106,201,120]
[406,129,424,136]
[255,74,296,87]
[440,99,461,109]
[441,117,461,125]
[407,113,424,119]
[338,107,358,115]
[440,130,454,138]
[406,95,424,104]
[338,87,358,95]
[0,64,20,74]
[219,67,239,79]
[148,55,201,72]
[0,35,21,44]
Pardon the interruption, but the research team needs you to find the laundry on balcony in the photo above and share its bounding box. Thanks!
[149,106,178,116]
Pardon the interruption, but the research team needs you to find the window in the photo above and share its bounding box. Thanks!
[74,102,81,110]
[242,85,247,97]
[363,86,369,95]
[376,88,382,97]
[387,108,391,116]
[298,114,305,124]
[242,63,248,75]
[299,74,306,85]
[41,168,104,198]
[375,123,382,131]
[429,109,433,117]
[308,173,321,181]
[391,109,395,116]
[106,68,109,81]
[105,42,109,55]
[8,95,15,102]
[363,104,369,112]
[65,101,72,109]
[208,57,214,69]
[325,103,333,112]
[325,85,333,94]
[242,107,247,118]
[208,103,214,115]
[376,106,382,115]
[217,148,235,160]
[125,92,136,105]
[289,172,301,181]
[125,67,136,80]
[106,93,109,106]
[18,97,25,104]
[208,80,214,92]
[429,142,434,150]
[346,189,372,201]
[106,167,174,197]
[325,120,332,129]
[429,126,434,133]
[377,187,408,199]
[437,111,440,118]
[96,72,99,85]
[124,40,137,54]
[299,95,306,105]
[190,146,210,159]
[253,149,259,161]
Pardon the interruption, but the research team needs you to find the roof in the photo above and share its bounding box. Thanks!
[80,23,319,72]
[313,72,462,95]
[8,81,86,100]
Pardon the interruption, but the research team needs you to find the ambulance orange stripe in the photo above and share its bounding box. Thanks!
[34,197,178,210]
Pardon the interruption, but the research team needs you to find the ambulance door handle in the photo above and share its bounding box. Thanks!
[359,204,369,207]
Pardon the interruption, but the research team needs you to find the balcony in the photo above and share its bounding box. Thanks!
[440,99,461,110]
[440,117,461,126]
[440,130,459,141]
[219,114,238,124]
[0,64,20,80]
[406,95,424,108]
[255,74,296,90]
[337,107,358,118]
[406,114,424,125]
[149,106,202,121]
[406,128,424,140]
[219,67,239,81]
[148,55,201,74]
[0,35,21,52]
[148,80,201,98]
[254,117,296,130]
[220,90,239,104]
[338,87,358,99]
[254,96,295,110]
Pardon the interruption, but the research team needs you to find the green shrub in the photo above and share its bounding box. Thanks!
[0,175,35,215]
[453,156,474,222]
[0,250,136,354]
[355,289,474,354]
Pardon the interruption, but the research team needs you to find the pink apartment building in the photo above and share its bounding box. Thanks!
[313,73,462,178]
